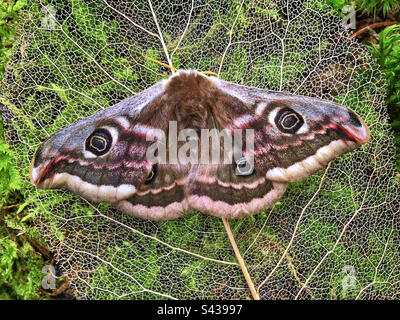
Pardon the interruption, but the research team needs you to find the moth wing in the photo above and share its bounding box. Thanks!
[212,78,370,182]
[31,82,171,203]
[187,75,369,218]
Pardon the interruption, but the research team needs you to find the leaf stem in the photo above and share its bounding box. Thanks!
[222,217,260,300]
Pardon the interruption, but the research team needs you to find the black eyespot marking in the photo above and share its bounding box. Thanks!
[86,128,112,156]
[233,157,255,176]
[275,108,304,134]
[348,109,362,127]
[145,164,158,184]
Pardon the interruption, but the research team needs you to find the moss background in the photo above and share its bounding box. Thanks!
[0,0,399,300]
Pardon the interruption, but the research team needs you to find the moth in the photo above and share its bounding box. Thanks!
[30,70,370,220]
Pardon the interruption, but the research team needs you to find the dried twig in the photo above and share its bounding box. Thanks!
[348,21,398,39]
[40,276,70,297]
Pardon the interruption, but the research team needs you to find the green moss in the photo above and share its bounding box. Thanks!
[357,0,399,18]
[0,220,48,299]
[0,0,26,78]
[368,24,400,170]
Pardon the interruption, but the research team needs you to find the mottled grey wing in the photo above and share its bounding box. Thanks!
[186,73,369,218]
[213,77,370,181]
[30,81,176,208]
